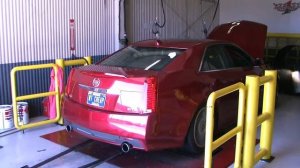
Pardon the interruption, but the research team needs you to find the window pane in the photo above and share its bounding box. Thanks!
[99,47,185,71]
[224,45,253,67]
[201,46,225,71]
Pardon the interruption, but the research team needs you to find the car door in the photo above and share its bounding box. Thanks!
[219,44,264,128]
[200,44,243,131]
[223,44,264,79]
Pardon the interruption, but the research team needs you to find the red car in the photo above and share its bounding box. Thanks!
[62,21,267,153]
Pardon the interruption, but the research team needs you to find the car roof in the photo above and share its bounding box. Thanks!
[132,39,223,49]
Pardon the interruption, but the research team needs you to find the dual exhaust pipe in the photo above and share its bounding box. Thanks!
[66,125,72,132]
[65,125,132,153]
[121,142,132,153]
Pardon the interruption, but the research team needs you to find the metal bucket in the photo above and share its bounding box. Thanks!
[0,105,14,129]
[17,102,29,125]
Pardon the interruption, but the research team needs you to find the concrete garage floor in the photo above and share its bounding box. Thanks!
[255,93,300,168]
[0,93,299,168]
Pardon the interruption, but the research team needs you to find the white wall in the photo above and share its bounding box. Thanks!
[0,0,119,64]
[126,0,219,42]
[220,0,300,33]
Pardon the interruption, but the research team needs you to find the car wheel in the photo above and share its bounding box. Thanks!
[184,107,206,154]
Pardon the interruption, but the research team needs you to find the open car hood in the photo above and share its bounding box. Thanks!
[208,20,267,59]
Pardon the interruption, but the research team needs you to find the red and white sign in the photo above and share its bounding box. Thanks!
[70,19,76,51]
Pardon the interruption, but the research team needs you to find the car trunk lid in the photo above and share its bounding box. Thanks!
[65,65,158,114]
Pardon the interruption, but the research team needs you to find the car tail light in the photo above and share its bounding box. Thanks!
[146,77,157,113]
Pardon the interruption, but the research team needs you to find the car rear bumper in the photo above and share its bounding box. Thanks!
[63,97,150,150]
[64,120,145,149]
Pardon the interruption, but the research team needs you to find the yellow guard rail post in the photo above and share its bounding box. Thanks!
[11,64,60,130]
[55,56,92,124]
[243,70,277,168]
[204,82,246,168]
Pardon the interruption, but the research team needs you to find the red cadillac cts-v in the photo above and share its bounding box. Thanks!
[62,21,267,153]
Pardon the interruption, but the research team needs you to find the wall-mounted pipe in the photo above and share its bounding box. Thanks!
[118,0,128,47]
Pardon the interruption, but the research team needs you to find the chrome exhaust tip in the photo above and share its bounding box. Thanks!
[121,142,132,153]
[66,125,72,132]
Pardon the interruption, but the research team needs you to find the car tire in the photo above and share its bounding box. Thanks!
[184,107,206,154]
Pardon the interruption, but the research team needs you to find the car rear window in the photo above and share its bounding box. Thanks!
[99,46,185,70]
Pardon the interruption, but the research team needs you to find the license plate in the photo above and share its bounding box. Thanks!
[86,91,106,108]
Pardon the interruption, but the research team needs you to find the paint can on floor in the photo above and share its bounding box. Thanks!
[0,105,14,129]
[17,102,29,125]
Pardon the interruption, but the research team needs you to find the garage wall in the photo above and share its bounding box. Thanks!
[0,0,118,116]
[125,0,220,42]
[219,0,300,33]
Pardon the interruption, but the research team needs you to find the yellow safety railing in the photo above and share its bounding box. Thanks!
[204,82,246,168]
[204,70,277,168]
[56,56,92,68]
[11,64,60,129]
[55,56,92,124]
[10,56,92,129]
[243,70,277,167]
